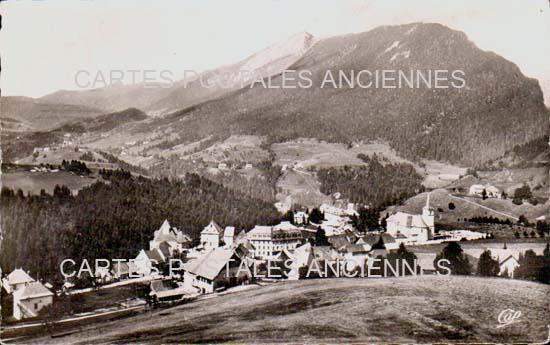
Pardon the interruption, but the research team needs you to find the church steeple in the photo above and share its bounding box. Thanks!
[422,192,435,235]
[426,193,430,209]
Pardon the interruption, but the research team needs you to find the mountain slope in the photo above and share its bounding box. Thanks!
[41,83,169,114]
[0,96,102,131]
[141,23,548,166]
[28,277,550,344]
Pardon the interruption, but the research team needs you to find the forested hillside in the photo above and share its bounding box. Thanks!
[0,171,280,284]
[136,23,548,166]
[317,155,423,208]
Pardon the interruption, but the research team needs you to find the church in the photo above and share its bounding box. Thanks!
[386,194,435,243]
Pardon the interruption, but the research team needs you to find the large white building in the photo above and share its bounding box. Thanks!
[386,194,435,243]
[247,222,303,259]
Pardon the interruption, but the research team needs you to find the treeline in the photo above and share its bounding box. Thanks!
[317,155,423,209]
[467,216,513,225]
[61,160,91,175]
[0,170,281,285]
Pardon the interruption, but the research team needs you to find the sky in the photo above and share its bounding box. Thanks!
[1,0,550,105]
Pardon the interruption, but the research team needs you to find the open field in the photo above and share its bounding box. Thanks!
[1,171,98,195]
[24,276,550,344]
[387,189,550,224]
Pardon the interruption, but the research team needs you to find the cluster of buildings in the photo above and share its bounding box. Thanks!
[2,194,496,320]
[2,269,54,320]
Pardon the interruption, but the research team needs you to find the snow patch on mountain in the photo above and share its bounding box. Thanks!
[240,32,316,72]
[384,40,400,53]
[390,50,410,62]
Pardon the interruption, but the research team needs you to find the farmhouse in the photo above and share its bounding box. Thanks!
[200,220,224,251]
[149,220,192,254]
[12,281,54,320]
[183,247,249,294]
[134,249,165,276]
[386,194,434,243]
[469,184,501,198]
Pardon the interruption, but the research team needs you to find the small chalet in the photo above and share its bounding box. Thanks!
[12,281,54,320]
[149,220,192,255]
[183,247,249,294]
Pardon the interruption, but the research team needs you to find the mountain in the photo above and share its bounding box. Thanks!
[41,83,169,114]
[39,32,316,115]
[0,96,102,131]
[138,23,548,166]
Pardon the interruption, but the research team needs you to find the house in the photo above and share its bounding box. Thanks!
[380,233,400,250]
[223,226,236,247]
[386,194,434,244]
[2,269,35,294]
[293,211,309,225]
[489,249,521,278]
[149,220,192,255]
[319,203,358,218]
[12,282,54,320]
[94,266,112,283]
[110,261,131,279]
[355,234,379,251]
[327,232,357,252]
[183,247,249,294]
[485,186,501,198]
[150,280,188,302]
[499,255,520,278]
[469,184,501,198]
[134,249,165,276]
[247,223,303,259]
[284,243,314,280]
[200,220,224,251]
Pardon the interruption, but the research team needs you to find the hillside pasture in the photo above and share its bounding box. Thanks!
[27,276,550,344]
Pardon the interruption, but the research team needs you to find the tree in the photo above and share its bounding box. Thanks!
[540,243,550,284]
[352,207,380,232]
[514,184,532,200]
[383,243,418,276]
[517,215,529,226]
[434,242,471,275]
[281,210,294,224]
[481,189,488,200]
[448,202,455,210]
[516,250,543,281]
[314,227,329,246]
[309,208,324,224]
[477,250,500,277]
[371,236,385,250]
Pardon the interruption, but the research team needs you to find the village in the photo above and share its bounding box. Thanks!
[4,192,539,328]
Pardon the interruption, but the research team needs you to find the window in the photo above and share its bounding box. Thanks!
[34,303,38,310]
